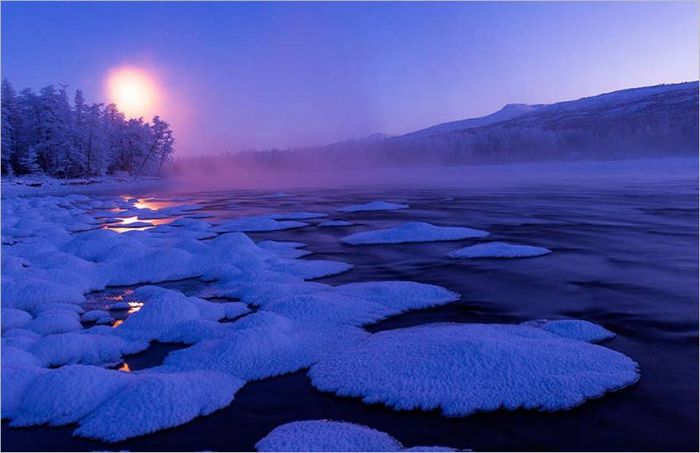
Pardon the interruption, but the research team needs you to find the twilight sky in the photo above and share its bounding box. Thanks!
[2,1,698,156]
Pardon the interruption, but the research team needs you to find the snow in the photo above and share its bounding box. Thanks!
[309,323,639,416]
[341,222,489,245]
[448,242,551,259]
[215,216,308,233]
[2,308,33,332]
[29,333,143,367]
[115,286,228,343]
[164,312,368,380]
[1,190,639,443]
[26,310,83,336]
[338,200,409,212]
[9,365,131,427]
[256,420,458,452]
[74,370,245,442]
[267,212,328,220]
[533,319,616,343]
[256,420,402,452]
[318,220,353,227]
[258,240,312,258]
[81,310,111,323]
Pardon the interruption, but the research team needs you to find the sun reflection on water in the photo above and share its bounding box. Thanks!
[127,301,144,314]
[117,363,131,372]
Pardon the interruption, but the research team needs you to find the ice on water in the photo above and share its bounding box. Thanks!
[341,221,489,245]
[1,191,639,443]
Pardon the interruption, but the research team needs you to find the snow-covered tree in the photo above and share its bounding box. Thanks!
[0,79,176,178]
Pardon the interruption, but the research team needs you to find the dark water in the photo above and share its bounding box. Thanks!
[3,176,698,451]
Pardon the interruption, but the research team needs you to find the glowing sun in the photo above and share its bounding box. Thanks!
[106,67,161,119]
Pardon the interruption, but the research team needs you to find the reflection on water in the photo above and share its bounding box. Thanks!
[112,319,123,328]
[117,363,131,372]
[127,301,144,314]
[131,197,180,211]
[104,215,173,233]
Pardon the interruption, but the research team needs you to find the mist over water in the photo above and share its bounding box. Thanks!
[168,156,698,192]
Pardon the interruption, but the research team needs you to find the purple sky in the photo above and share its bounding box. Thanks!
[3,1,698,156]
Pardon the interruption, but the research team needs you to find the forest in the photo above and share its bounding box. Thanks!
[1,79,175,178]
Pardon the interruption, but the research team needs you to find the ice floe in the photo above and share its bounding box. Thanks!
[529,319,616,343]
[164,311,368,380]
[74,370,245,442]
[215,216,308,233]
[267,212,328,220]
[448,242,551,259]
[318,220,353,227]
[256,420,458,452]
[341,222,489,245]
[0,191,638,444]
[337,200,409,212]
[308,323,639,416]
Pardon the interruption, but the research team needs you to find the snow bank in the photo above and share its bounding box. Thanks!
[341,222,488,245]
[448,242,551,259]
[338,200,409,212]
[74,370,245,442]
[256,420,402,452]
[256,420,458,452]
[309,323,639,416]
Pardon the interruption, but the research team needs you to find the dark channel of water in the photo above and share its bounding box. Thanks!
[3,177,698,451]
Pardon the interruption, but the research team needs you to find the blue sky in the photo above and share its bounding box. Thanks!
[3,1,698,155]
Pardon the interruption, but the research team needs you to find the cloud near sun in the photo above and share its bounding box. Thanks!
[105,66,162,120]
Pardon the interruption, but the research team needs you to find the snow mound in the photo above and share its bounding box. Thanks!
[256,420,459,452]
[341,222,488,245]
[164,312,368,380]
[215,216,308,233]
[256,420,402,452]
[338,200,409,213]
[9,365,131,427]
[530,319,616,343]
[2,308,33,332]
[448,242,551,259]
[30,333,141,367]
[74,370,244,442]
[309,323,639,416]
[318,220,353,227]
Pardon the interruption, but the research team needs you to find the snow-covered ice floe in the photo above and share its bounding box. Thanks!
[255,420,460,452]
[308,323,639,416]
[1,191,639,443]
[318,220,353,227]
[341,221,489,245]
[267,211,328,220]
[448,241,551,259]
[337,200,409,213]
[214,216,308,232]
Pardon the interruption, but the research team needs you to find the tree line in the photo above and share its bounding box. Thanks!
[1,79,174,178]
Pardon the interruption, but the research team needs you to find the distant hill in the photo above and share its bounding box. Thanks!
[208,81,699,171]
[370,81,699,165]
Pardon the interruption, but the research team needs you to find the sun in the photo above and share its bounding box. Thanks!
[105,67,161,119]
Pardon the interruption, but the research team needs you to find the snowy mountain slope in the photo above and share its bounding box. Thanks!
[402,103,542,139]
